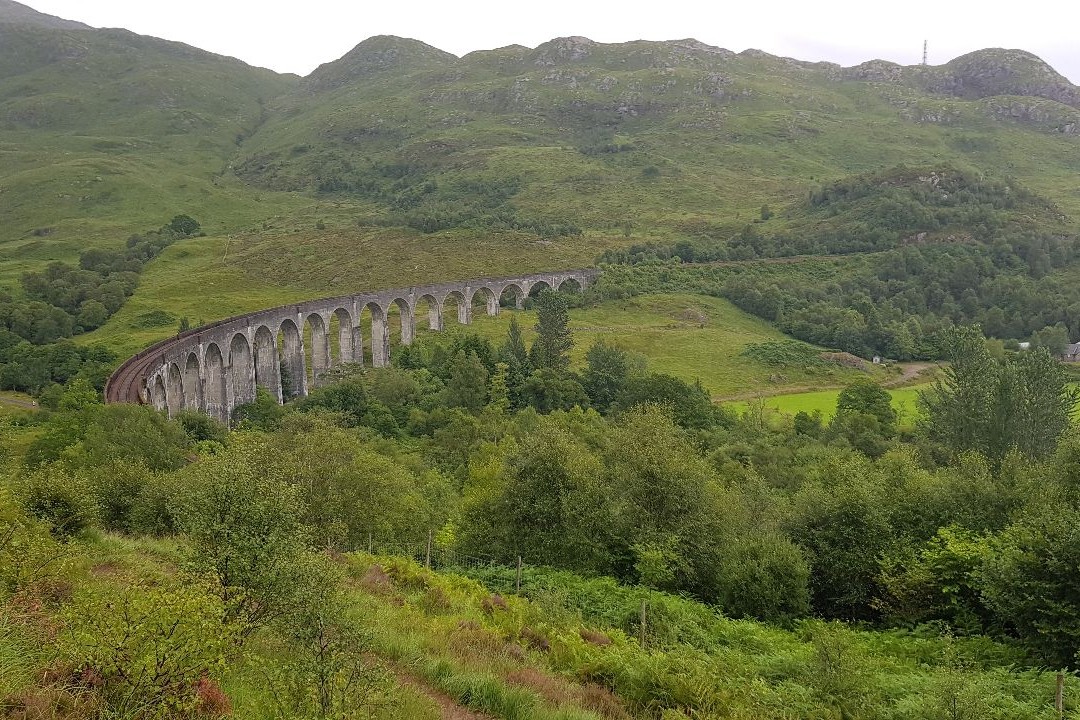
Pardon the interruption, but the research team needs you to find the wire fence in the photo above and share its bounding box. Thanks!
[365,533,514,574]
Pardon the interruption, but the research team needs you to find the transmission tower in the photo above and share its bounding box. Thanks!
[922,40,928,66]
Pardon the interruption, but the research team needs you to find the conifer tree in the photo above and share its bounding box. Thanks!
[489,362,511,412]
[501,316,530,370]
[441,350,489,414]
[529,289,572,371]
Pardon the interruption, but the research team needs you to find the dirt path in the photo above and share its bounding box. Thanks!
[389,665,496,720]
[881,362,938,388]
[0,395,38,410]
[714,362,939,403]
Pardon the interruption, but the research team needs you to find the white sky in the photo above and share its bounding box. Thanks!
[23,0,1080,83]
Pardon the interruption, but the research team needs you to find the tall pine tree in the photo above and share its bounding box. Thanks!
[920,325,1077,463]
[529,289,572,371]
[501,316,532,408]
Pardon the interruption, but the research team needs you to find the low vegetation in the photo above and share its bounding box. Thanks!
[2,307,1080,717]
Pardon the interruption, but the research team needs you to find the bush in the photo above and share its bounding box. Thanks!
[170,437,320,634]
[85,460,155,534]
[15,465,96,537]
[978,505,1080,665]
[175,410,228,446]
[715,532,811,621]
[0,487,71,596]
[61,580,235,718]
[741,340,827,368]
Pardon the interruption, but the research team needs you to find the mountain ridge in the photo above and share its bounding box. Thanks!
[0,4,1079,298]
[0,0,88,30]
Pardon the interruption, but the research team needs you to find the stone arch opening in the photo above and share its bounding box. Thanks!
[443,290,469,325]
[253,325,281,402]
[183,352,202,411]
[330,308,357,365]
[499,283,525,309]
[203,343,227,423]
[304,313,330,388]
[166,362,183,418]
[415,294,442,334]
[527,280,554,298]
[471,287,498,318]
[386,298,414,359]
[359,302,386,367]
[557,277,583,294]
[150,374,167,412]
[557,277,584,308]
[228,332,255,410]
[278,318,305,399]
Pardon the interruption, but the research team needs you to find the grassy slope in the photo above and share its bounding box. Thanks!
[0,20,298,284]
[78,223,622,358]
[6,26,1079,291]
[6,534,1069,719]
[236,38,1080,234]
[428,294,880,397]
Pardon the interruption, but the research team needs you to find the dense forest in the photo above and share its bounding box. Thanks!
[3,290,1079,717]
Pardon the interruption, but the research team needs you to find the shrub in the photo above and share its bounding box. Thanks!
[0,488,72,597]
[741,340,827,368]
[15,465,96,537]
[61,580,235,718]
[715,531,811,621]
[85,460,154,533]
[170,438,321,634]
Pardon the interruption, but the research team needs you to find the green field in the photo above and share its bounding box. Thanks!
[731,383,931,424]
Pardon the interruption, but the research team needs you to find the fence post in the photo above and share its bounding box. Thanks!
[367,532,372,554]
[1057,672,1064,719]
[425,529,432,569]
[515,556,522,594]
[639,599,647,647]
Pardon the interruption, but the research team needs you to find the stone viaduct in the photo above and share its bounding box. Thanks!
[105,269,599,423]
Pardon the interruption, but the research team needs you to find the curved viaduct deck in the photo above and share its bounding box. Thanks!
[105,269,599,423]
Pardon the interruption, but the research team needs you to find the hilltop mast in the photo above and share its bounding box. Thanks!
[922,40,928,65]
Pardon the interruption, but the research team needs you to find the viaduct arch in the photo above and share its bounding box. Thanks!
[107,269,599,423]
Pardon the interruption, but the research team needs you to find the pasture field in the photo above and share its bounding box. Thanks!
[427,293,882,398]
[731,383,931,424]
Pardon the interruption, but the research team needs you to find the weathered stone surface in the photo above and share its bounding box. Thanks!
[105,269,598,423]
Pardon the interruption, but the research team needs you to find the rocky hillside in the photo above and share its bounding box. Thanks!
[1,3,1079,279]
[232,34,1080,242]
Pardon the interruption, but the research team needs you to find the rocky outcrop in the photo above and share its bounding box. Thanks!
[304,35,458,92]
[843,49,1080,109]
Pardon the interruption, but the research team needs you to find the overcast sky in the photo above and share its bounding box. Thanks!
[24,0,1080,83]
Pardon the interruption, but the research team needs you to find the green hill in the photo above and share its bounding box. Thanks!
[233,35,1080,241]
[2,6,1079,291]
[1,3,1080,373]
[0,1,297,281]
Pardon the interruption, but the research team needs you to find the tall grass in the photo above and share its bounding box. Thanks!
[0,611,36,699]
